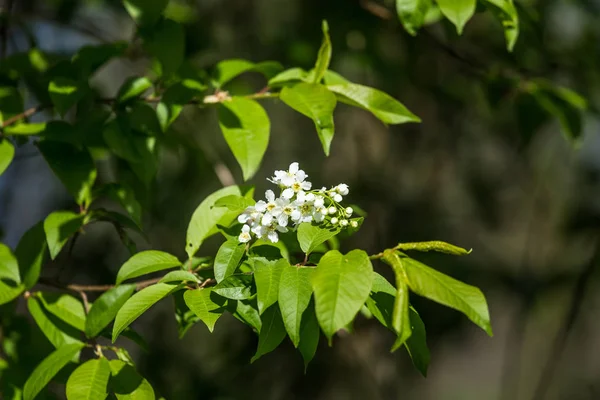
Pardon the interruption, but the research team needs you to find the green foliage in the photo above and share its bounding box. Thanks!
[278,264,314,347]
[116,250,181,284]
[297,223,341,254]
[38,292,86,332]
[86,285,136,338]
[253,257,285,314]
[109,360,155,399]
[396,0,432,35]
[436,0,476,34]
[252,305,287,363]
[184,288,226,332]
[43,211,84,259]
[0,139,14,176]
[66,358,111,400]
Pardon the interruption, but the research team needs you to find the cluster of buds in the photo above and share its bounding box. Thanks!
[237,162,356,243]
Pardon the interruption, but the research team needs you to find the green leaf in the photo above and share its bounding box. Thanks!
[86,285,136,338]
[298,303,320,370]
[280,83,337,155]
[403,308,430,376]
[327,83,420,124]
[365,272,396,329]
[72,42,128,77]
[253,258,285,314]
[396,0,432,35]
[0,139,15,176]
[159,270,199,283]
[23,343,84,400]
[251,305,287,363]
[186,185,245,258]
[16,221,47,289]
[213,194,255,212]
[218,97,270,181]
[278,264,314,347]
[213,59,283,87]
[231,299,262,332]
[0,279,24,305]
[527,79,587,145]
[390,279,411,348]
[116,250,182,284]
[43,211,84,260]
[123,0,168,27]
[109,360,155,400]
[66,358,111,400]
[213,274,254,300]
[398,254,492,335]
[214,239,246,283]
[436,0,476,34]
[95,183,142,226]
[143,19,184,76]
[39,293,86,332]
[0,242,20,283]
[311,250,373,342]
[183,288,226,332]
[3,122,47,135]
[39,141,97,207]
[48,77,86,116]
[297,223,341,255]
[309,21,332,84]
[156,80,206,130]
[483,0,519,52]
[268,68,308,87]
[27,297,83,348]
[117,77,153,104]
[112,283,180,342]
[395,241,471,255]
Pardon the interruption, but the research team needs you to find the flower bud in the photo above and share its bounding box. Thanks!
[345,207,353,216]
[330,217,339,225]
[350,220,358,228]
[333,194,343,202]
[340,219,348,227]
[328,206,337,215]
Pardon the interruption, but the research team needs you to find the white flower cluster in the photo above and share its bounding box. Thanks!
[237,162,357,243]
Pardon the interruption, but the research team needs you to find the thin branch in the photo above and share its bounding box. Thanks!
[38,276,163,293]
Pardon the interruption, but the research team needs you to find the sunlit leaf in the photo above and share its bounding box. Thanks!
[253,257,285,314]
[109,360,155,400]
[297,223,341,255]
[0,139,15,176]
[43,211,84,260]
[86,284,136,338]
[116,250,181,284]
[66,358,111,400]
[184,288,226,332]
[39,292,86,332]
[396,0,432,35]
[278,263,314,347]
[436,0,476,34]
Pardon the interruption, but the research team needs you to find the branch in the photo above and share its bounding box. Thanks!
[38,276,162,293]
[0,91,279,130]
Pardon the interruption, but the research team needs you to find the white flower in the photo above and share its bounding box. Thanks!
[238,225,252,243]
[336,184,349,196]
[350,220,358,228]
[238,206,262,228]
[333,193,343,202]
[345,207,353,216]
[269,162,310,190]
[291,199,315,224]
[314,196,325,208]
[340,219,348,227]
[331,217,339,225]
[276,197,294,227]
[266,224,288,243]
[313,206,327,223]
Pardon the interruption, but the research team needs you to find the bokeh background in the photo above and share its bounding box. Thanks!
[2,0,600,399]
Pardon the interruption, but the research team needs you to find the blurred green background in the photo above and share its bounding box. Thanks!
[2,0,600,399]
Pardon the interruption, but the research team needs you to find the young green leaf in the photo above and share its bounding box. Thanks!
[38,293,86,332]
[0,280,24,305]
[402,308,430,376]
[280,83,337,155]
[66,358,111,400]
[268,67,308,87]
[218,97,270,181]
[184,288,226,332]
[297,223,341,255]
[85,284,136,338]
[48,77,86,116]
[395,241,471,255]
[327,83,420,124]
[116,250,182,284]
[391,279,412,348]
[483,0,519,52]
[0,242,20,283]
[214,240,246,283]
[213,194,255,212]
[213,59,283,87]
[311,250,374,342]
[231,299,262,332]
[213,274,254,300]
[117,76,153,104]
[253,257,285,314]
[123,0,168,27]
[16,221,47,289]
[109,360,155,400]
[399,254,493,335]
[43,211,84,260]
[309,20,332,84]
[38,141,97,208]
[0,139,14,176]
[112,283,180,342]
[436,0,476,34]
[186,185,245,258]
[23,343,84,400]
[27,297,83,348]
[396,0,432,35]
[159,270,200,283]
[278,264,314,347]
[251,305,287,363]
[143,19,185,76]
[298,303,320,370]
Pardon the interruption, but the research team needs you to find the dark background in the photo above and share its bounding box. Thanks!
[2,0,600,399]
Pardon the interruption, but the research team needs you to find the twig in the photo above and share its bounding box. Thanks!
[531,236,600,400]
[38,276,162,292]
